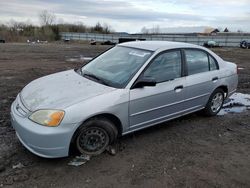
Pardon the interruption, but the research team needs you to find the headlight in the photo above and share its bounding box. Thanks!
[29,110,65,127]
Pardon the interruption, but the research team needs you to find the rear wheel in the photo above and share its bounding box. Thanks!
[203,88,224,116]
[241,42,247,49]
[75,118,118,155]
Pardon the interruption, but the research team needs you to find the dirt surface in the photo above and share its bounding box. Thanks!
[0,43,250,188]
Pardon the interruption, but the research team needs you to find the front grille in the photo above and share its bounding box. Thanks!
[14,94,30,117]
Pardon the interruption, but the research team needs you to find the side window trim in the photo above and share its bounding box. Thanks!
[181,49,188,76]
[208,54,211,71]
[131,48,184,89]
[208,55,219,71]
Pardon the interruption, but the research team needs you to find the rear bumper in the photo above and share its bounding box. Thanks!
[228,89,237,98]
[11,99,78,158]
[227,74,238,98]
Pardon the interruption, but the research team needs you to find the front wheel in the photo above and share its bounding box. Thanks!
[75,118,118,156]
[203,88,225,116]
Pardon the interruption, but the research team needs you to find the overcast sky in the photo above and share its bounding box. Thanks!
[0,0,250,33]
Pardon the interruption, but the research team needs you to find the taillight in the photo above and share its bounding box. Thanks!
[236,66,239,74]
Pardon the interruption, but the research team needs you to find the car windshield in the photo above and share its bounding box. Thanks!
[81,46,153,88]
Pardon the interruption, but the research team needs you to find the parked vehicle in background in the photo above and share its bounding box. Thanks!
[0,38,5,43]
[64,38,71,42]
[11,41,238,158]
[90,39,97,45]
[203,40,220,48]
[240,40,250,49]
[101,40,116,45]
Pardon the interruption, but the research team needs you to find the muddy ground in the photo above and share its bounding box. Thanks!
[0,43,249,188]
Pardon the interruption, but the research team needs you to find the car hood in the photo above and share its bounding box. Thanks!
[20,70,116,111]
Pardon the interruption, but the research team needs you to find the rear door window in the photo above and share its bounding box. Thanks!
[185,50,209,75]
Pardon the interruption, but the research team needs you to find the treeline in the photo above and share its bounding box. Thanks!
[0,22,113,42]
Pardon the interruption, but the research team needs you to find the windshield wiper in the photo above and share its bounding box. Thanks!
[83,72,111,86]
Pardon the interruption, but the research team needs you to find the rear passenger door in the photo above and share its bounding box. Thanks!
[184,49,220,109]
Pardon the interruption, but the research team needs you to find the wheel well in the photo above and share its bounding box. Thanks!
[69,113,123,155]
[86,114,123,136]
[72,114,123,141]
[217,85,228,97]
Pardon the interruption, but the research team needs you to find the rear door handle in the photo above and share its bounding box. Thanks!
[212,77,218,82]
[174,85,183,92]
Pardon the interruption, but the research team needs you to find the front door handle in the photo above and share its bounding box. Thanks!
[212,77,218,82]
[174,85,183,92]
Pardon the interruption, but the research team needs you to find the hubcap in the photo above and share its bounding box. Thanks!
[77,127,109,154]
[211,93,223,113]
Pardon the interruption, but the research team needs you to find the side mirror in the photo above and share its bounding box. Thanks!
[133,77,156,88]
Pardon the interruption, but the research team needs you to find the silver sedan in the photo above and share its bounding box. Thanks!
[10,41,238,158]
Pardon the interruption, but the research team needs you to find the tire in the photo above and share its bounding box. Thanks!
[203,88,224,116]
[241,42,247,49]
[75,118,118,156]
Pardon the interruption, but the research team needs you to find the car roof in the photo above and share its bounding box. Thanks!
[118,41,201,51]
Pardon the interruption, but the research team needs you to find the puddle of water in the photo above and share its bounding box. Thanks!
[65,55,93,63]
[218,92,250,115]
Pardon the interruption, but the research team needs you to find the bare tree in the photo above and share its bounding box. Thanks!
[39,10,56,26]
[102,23,113,34]
[93,22,102,32]
[142,25,160,34]
[90,22,112,33]
[152,25,160,34]
[141,26,149,34]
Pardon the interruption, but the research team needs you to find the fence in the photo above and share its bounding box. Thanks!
[60,32,250,47]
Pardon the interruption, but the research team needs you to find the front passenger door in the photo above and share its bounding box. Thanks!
[129,50,187,131]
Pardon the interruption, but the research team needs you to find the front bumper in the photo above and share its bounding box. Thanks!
[10,96,78,158]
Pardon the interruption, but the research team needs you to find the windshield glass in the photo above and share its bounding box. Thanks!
[81,46,152,88]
